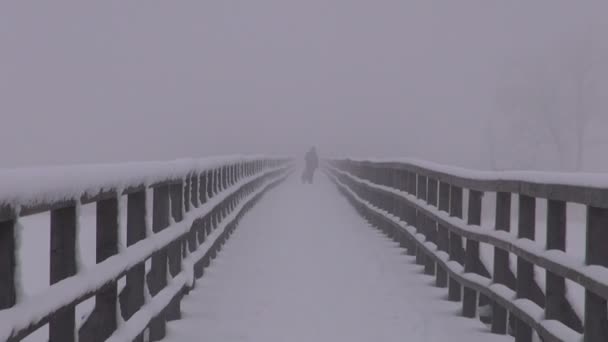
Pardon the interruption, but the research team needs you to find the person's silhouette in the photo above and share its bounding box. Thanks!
[302,147,319,184]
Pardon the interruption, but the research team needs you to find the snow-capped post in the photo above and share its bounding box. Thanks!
[184,175,191,214]
[0,212,16,311]
[584,206,608,342]
[149,184,170,340]
[463,190,482,319]
[80,195,120,341]
[436,181,451,288]
[206,169,214,200]
[123,189,147,342]
[448,185,464,302]
[191,172,199,209]
[188,173,199,256]
[222,165,228,190]
[545,200,568,324]
[198,171,207,205]
[166,181,184,321]
[492,191,511,334]
[516,195,536,342]
[49,204,78,342]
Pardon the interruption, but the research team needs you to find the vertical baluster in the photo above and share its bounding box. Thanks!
[50,204,77,342]
[492,192,511,334]
[448,185,464,302]
[206,170,214,200]
[415,174,426,265]
[166,182,184,321]
[405,172,417,256]
[584,206,608,342]
[545,200,569,325]
[515,195,535,342]
[121,190,146,342]
[463,190,482,318]
[436,182,450,288]
[148,185,170,340]
[85,196,119,341]
[0,210,16,314]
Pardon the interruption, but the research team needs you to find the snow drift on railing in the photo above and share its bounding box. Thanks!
[0,155,280,208]
[334,156,608,189]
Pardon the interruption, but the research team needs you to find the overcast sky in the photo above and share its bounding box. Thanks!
[1,1,605,168]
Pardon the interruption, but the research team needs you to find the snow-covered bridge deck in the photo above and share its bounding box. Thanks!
[165,175,510,342]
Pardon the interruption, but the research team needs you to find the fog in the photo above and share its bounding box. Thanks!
[1,1,607,170]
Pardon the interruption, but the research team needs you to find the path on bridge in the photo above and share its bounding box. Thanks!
[165,174,512,342]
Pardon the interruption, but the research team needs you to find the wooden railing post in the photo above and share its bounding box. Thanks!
[50,204,77,342]
[584,206,608,342]
[0,215,16,313]
[148,185,170,341]
[119,190,147,342]
[191,173,199,208]
[516,195,535,342]
[0,212,17,338]
[166,181,184,321]
[415,174,426,265]
[80,196,120,342]
[423,177,436,276]
[492,191,511,334]
[545,200,569,325]
[448,185,464,302]
[210,168,216,197]
[436,182,450,288]
[463,190,482,318]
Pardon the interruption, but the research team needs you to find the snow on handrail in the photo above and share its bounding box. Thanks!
[333,157,608,208]
[0,155,285,220]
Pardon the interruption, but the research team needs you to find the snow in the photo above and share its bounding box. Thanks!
[0,156,277,209]
[0,164,287,341]
[325,168,583,341]
[338,157,608,190]
[164,174,511,342]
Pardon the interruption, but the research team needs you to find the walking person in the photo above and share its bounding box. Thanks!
[302,147,319,184]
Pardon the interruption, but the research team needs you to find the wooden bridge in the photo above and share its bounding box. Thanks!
[0,157,607,342]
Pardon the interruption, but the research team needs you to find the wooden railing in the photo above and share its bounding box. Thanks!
[326,159,608,342]
[0,157,291,341]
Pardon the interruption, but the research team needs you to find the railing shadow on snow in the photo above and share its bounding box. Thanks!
[325,158,608,342]
[0,157,292,341]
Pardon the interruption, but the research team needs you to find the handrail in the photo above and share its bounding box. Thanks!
[0,157,291,341]
[326,159,608,342]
